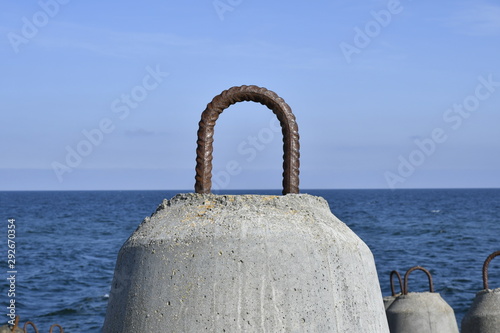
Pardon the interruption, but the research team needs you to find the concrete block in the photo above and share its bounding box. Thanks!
[103,193,389,332]
[386,292,459,333]
[461,288,500,333]
[0,325,23,333]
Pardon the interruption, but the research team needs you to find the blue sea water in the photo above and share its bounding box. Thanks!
[0,189,499,332]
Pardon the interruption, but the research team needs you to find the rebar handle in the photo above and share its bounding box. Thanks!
[483,250,500,290]
[390,270,403,296]
[403,266,434,295]
[23,321,39,333]
[11,315,20,332]
[195,85,300,195]
[49,324,64,333]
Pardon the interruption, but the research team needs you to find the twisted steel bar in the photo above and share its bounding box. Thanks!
[11,315,20,332]
[18,320,63,333]
[23,321,39,333]
[195,85,300,195]
[403,266,434,295]
[482,250,500,290]
[390,270,403,296]
[49,324,64,333]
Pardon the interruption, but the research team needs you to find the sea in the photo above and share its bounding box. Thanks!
[1,188,499,332]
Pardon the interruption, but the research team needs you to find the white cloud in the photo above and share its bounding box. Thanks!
[123,128,156,137]
[446,2,500,36]
[32,21,208,58]
[30,21,336,70]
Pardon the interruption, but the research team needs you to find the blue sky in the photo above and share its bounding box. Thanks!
[1,0,499,191]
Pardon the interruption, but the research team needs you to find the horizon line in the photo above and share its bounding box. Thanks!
[2,187,499,192]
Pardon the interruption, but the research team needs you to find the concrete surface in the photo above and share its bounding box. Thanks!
[103,193,389,332]
[461,288,500,333]
[386,292,459,333]
[384,294,400,310]
[0,326,23,333]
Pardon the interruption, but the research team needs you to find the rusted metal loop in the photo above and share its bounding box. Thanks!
[482,250,500,290]
[22,322,39,333]
[49,324,64,333]
[10,315,20,332]
[195,85,300,195]
[390,270,403,296]
[403,266,434,295]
